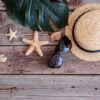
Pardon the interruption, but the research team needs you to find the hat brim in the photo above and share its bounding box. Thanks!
[69,3,100,30]
[65,26,100,61]
[71,40,100,61]
[65,3,100,61]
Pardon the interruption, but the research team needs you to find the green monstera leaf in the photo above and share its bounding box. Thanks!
[2,0,69,32]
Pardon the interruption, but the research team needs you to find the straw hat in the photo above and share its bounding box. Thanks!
[65,3,100,61]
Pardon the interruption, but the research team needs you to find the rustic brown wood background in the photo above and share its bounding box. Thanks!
[0,0,100,100]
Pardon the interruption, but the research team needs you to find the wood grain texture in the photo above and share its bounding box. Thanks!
[68,0,100,9]
[0,75,100,100]
[0,0,99,75]
[0,0,82,11]
[0,0,100,100]
[1,97,100,100]
[0,0,99,11]
[0,46,100,75]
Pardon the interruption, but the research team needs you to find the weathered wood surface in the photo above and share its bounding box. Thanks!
[0,0,99,75]
[0,0,100,100]
[0,75,100,100]
[68,0,100,9]
[0,46,100,74]
[0,0,100,11]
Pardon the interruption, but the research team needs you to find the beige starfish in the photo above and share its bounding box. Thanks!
[6,28,17,41]
[23,31,49,56]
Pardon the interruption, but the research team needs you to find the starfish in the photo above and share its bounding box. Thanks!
[22,31,49,56]
[6,28,17,41]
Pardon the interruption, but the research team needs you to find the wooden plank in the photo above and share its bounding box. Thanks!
[0,0,81,11]
[1,97,100,100]
[81,0,100,3]
[0,75,100,99]
[68,0,100,9]
[0,0,5,11]
[1,0,100,12]
[0,97,100,100]
[0,0,100,11]
[0,0,99,75]
[0,46,99,75]
[0,0,75,11]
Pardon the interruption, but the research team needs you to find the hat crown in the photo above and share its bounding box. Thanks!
[75,10,100,51]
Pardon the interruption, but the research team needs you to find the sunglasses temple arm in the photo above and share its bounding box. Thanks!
[48,36,72,68]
